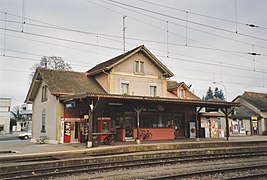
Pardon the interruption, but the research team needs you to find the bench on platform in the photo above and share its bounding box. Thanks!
[36,135,47,144]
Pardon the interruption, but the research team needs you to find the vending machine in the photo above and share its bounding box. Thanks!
[97,117,112,141]
[189,122,196,138]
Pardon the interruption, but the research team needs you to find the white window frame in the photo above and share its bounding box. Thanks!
[149,83,157,97]
[134,61,144,74]
[121,80,129,95]
[178,89,184,98]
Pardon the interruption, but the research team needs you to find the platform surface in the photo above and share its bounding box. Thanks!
[0,136,266,158]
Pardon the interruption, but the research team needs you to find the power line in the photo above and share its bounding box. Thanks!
[1,54,92,68]
[0,27,122,51]
[104,0,267,42]
[137,0,251,27]
[0,27,256,70]
[2,45,266,81]
[1,42,266,74]
[3,18,266,56]
[1,9,266,62]
[93,0,265,62]
[0,32,112,57]
[156,54,267,74]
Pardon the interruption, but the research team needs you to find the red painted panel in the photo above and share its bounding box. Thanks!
[64,122,71,143]
[97,117,111,141]
[116,128,126,141]
[133,128,175,140]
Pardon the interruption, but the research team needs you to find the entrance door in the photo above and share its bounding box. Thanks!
[70,122,79,143]
[124,112,133,140]
[174,113,185,138]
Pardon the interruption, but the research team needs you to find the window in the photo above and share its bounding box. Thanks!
[121,81,129,94]
[41,109,46,132]
[150,85,157,97]
[178,89,184,98]
[134,61,144,74]
[42,85,48,101]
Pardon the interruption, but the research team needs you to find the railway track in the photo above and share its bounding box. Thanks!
[149,164,267,179]
[1,150,267,179]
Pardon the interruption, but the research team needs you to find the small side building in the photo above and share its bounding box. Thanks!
[0,98,11,134]
[231,92,267,136]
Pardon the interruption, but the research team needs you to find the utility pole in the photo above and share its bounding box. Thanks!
[123,16,126,53]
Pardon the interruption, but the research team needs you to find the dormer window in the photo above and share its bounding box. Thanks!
[134,61,144,74]
[178,89,184,98]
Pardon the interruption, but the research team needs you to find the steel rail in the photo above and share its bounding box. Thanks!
[224,173,267,180]
[148,164,267,179]
[1,151,267,179]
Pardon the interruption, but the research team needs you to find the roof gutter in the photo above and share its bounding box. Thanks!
[86,67,109,76]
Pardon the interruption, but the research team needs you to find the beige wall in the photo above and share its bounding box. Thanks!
[32,81,58,144]
[95,73,108,92]
[106,53,168,97]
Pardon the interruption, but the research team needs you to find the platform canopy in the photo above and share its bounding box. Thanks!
[59,92,238,109]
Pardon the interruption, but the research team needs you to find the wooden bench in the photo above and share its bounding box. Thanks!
[36,135,47,144]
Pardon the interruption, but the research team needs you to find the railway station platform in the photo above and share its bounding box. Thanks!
[0,136,266,158]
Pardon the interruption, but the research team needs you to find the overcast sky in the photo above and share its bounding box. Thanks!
[0,0,266,108]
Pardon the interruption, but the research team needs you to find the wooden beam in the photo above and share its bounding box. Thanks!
[34,80,42,83]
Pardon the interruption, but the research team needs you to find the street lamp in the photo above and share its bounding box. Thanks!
[212,81,227,101]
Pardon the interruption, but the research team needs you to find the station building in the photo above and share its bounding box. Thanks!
[230,92,267,136]
[25,45,235,144]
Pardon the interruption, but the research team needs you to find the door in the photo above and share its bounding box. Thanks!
[124,112,133,140]
[174,113,185,138]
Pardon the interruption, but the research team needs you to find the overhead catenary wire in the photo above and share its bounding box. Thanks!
[1,54,94,68]
[1,4,266,67]
[92,0,265,61]
[2,26,266,70]
[0,27,122,51]
[84,1,267,54]
[0,55,264,88]
[104,0,267,42]
[1,10,267,57]
[0,32,113,57]
[3,18,267,55]
[1,46,265,82]
[137,0,265,28]
[0,25,266,73]
[2,27,264,74]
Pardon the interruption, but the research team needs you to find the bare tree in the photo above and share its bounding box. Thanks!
[29,56,72,81]
[11,106,24,122]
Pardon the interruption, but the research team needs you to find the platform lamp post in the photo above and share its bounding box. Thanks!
[87,101,94,148]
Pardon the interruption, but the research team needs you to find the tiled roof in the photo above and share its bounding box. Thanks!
[241,91,267,111]
[167,80,200,100]
[39,68,106,95]
[167,80,183,91]
[231,105,261,119]
[86,45,174,77]
[86,45,142,75]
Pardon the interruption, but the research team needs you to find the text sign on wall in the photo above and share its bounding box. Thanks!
[66,101,75,108]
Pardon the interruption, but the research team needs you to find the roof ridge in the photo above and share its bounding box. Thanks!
[38,68,85,74]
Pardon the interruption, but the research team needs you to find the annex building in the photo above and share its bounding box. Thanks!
[25,45,236,144]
